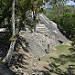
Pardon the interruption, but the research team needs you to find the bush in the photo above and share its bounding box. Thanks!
[51,13,75,39]
[60,13,75,38]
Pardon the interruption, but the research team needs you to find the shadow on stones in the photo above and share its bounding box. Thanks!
[17,36,29,52]
[9,36,31,71]
[0,35,30,74]
[10,53,29,69]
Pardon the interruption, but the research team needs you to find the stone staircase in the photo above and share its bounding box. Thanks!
[39,13,68,44]
[36,23,49,33]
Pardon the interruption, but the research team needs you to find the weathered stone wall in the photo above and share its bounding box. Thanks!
[39,13,68,44]
[19,12,68,57]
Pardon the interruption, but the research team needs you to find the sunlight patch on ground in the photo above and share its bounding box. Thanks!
[40,45,75,74]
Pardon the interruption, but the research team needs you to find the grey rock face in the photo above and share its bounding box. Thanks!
[38,13,68,45]
[20,13,68,58]
[21,34,46,58]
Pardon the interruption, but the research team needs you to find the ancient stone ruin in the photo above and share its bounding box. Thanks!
[20,13,68,58]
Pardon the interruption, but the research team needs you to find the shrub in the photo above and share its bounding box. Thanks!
[60,13,75,38]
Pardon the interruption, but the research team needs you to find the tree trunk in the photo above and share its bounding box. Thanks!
[17,0,20,34]
[33,11,36,32]
[3,39,17,64]
[32,5,36,32]
[12,0,15,35]
[3,0,16,64]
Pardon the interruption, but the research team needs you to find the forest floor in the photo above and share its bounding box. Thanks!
[39,44,75,75]
[0,41,75,75]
